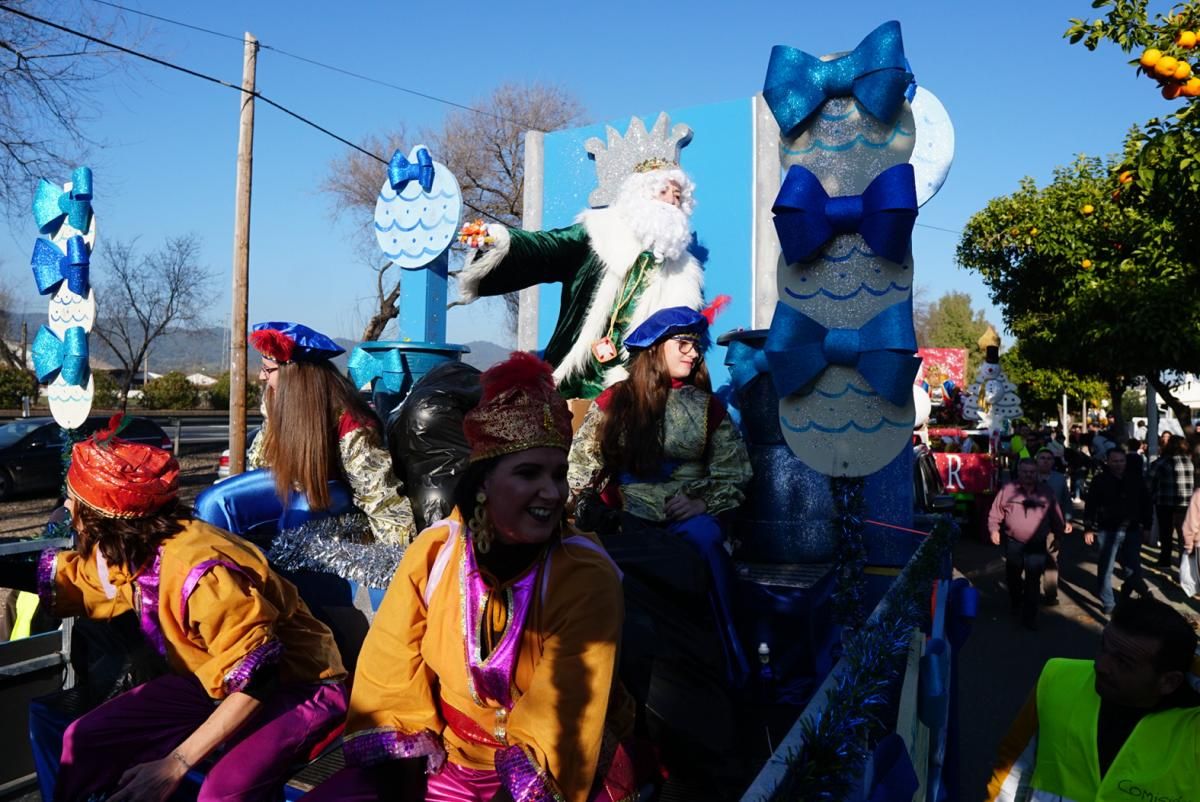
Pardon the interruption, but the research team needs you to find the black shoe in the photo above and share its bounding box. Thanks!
[1042,595,1060,607]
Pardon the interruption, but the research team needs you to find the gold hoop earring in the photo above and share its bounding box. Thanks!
[469,490,492,554]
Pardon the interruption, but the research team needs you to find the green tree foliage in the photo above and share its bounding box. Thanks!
[92,371,121,409]
[208,371,261,411]
[1063,1,1200,426]
[1000,343,1107,423]
[916,291,992,378]
[955,153,1200,432]
[140,371,198,410]
[0,365,36,407]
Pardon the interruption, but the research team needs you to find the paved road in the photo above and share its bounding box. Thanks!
[952,516,1200,801]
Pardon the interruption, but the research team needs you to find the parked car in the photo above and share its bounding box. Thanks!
[216,427,260,481]
[0,416,172,500]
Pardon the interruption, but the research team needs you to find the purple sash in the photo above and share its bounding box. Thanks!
[460,532,539,711]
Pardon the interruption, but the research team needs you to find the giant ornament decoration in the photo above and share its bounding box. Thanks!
[31,167,98,429]
[374,145,463,269]
[762,20,954,477]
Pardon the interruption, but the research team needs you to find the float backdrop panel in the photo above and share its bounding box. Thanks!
[539,98,755,389]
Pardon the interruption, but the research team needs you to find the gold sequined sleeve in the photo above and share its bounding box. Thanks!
[567,402,606,499]
[338,427,417,545]
[682,416,752,515]
[246,423,268,470]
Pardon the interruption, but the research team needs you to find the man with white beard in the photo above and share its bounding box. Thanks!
[455,160,705,398]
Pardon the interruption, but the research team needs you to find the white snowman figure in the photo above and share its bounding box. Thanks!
[763,21,955,477]
[963,343,1022,436]
[32,167,97,429]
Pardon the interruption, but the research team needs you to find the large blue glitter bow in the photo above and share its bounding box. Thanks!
[762,300,919,406]
[347,346,405,394]
[31,236,90,297]
[763,21,913,137]
[387,148,434,194]
[32,325,90,386]
[773,163,917,265]
[32,167,94,237]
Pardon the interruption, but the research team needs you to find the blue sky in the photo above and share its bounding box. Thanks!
[0,0,1172,350]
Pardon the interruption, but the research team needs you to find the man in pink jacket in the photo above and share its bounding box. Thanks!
[989,458,1067,630]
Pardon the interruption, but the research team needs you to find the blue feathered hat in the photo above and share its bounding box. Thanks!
[249,321,344,363]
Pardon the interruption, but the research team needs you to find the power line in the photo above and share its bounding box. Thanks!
[83,0,545,131]
[916,222,963,235]
[0,3,387,164]
[88,0,245,43]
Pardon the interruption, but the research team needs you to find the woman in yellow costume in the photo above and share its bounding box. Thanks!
[19,419,347,801]
[307,352,647,802]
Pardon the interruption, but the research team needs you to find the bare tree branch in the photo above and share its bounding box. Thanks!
[0,2,144,218]
[93,235,215,410]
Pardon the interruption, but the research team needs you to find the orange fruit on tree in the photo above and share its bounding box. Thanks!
[1185,77,1200,96]
[1177,30,1197,49]
[1175,61,1193,80]
[1163,82,1184,99]
[1141,48,1164,67]
[1155,55,1179,76]
[1081,204,1095,215]
[1081,259,1093,270]
[1118,170,1134,183]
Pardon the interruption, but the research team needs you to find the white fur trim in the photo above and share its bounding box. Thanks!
[452,225,511,305]
[552,208,705,387]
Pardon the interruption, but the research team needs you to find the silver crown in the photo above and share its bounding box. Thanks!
[584,112,693,208]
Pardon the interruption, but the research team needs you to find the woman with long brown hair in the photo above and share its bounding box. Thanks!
[568,304,752,685]
[195,321,415,545]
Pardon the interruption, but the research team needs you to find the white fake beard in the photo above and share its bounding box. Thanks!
[615,195,693,262]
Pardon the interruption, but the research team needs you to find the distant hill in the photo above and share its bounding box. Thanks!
[7,313,511,375]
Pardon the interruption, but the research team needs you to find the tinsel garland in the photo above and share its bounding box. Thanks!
[266,513,405,589]
[58,425,87,498]
[830,477,868,630]
[776,516,955,802]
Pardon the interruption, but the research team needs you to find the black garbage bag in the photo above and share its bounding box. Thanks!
[387,361,482,531]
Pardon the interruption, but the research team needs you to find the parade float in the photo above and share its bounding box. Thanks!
[0,21,979,802]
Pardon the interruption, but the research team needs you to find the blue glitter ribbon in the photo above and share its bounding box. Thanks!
[773,163,918,265]
[387,148,435,194]
[32,167,94,237]
[30,236,89,296]
[32,324,89,386]
[763,21,913,137]
[347,346,405,394]
[761,300,920,406]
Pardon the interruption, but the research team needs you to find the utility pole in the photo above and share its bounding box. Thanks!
[229,33,257,476]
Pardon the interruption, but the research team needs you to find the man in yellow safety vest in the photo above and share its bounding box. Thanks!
[988,597,1198,802]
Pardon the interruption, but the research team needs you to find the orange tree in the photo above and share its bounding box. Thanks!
[1062,1,1200,419]
[955,154,1200,433]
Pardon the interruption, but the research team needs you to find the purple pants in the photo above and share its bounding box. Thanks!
[55,673,347,801]
[306,760,499,802]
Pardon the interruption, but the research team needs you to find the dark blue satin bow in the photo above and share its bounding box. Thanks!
[31,236,90,297]
[347,346,405,394]
[387,148,435,194]
[773,163,917,265]
[763,300,919,406]
[32,325,89,386]
[763,21,913,137]
[32,167,94,237]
